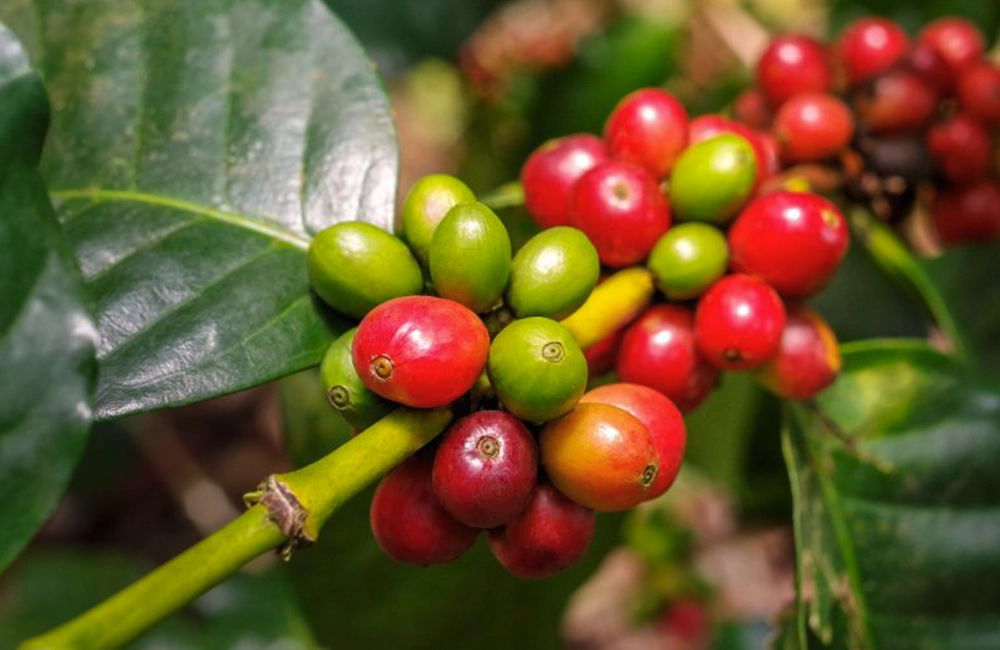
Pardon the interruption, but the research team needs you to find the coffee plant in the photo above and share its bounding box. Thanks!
[1,0,998,649]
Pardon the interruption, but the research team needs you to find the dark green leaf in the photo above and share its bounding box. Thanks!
[0,22,96,574]
[0,0,397,419]
[783,340,1000,649]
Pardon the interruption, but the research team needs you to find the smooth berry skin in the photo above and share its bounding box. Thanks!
[370,455,478,567]
[728,191,849,298]
[569,161,671,267]
[432,411,538,529]
[755,307,841,401]
[918,18,984,78]
[353,296,490,408]
[732,88,772,129]
[522,134,609,229]
[756,35,832,108]
[615,305,719,413]
[695,274,786,371]
[854,70,939,135]
[906,43,953,94]
[927,113,992,184]
[688,115,771,190]
[957,63,1000,124]
[579,383,686,499]
[774,93,854,163]
[583,327,624,379]
[647,222,729,300]
[603,87,689,179]
[834,18,910,87]
[488,483,595,579]
[932,180,1000,246]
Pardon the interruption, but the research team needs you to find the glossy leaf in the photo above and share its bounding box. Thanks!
[783,340,1000,649]
[0,22,97,574]
[0,0,399,419]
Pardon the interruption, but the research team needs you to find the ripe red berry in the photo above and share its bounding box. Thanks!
[833,17,910,87]
[432,411,538,529]
[732,88,772,130]
[853,69,939,134]
[695,274,786,371]
[773,93,854,163]
[521,134,609,229]
[932,180,1000,246]
[370,455,478,567]
[603,87,689,178]
[569,160,671,267]
[927,113,992,184]
[918,18,984,78]
[353,295,490,408]
[957,62,1000,124]
[615,304,719,413]
[756,35,832,108]
[582,326,624,378]
[728,191,849,298]
[579,383,686,499]
[488,483,595,579]
[755,307,841,400]
[905,43,953,94]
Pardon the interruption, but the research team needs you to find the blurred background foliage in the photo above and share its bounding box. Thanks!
[1,0,998,648]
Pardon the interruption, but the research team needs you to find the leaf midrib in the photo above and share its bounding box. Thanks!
[51,188,311,251]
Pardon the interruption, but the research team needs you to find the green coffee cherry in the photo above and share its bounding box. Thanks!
[506,227,599,320]
[670,133,757,224]
[402,174,477,266]
[320,328,393,430]
[308,222,423,319]
[647,223,729,300]
[429,202,511,313]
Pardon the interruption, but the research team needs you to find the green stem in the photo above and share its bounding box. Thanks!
[478,181,524,211]
[19,407,452,650]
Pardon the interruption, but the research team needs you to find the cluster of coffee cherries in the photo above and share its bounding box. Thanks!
[307,177,687,578]
[521,86,847,414]
[732,16,1000,245]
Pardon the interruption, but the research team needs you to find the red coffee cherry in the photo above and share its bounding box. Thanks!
[853,69,939,134]
[582,326,624,379]
[579,383,686,499]
[695,274,787,371]
[488,483,595,579]
[522,134,609,229]
[432,411,539,529]
[957,62,1000,124]
[353,295,490,408]
[905,43,953,94]
[773,93,854,163]
[833,17,910,87]
[918,17,984,78]
[569,160,671,267]
[615,304,719,413]
[932,180,1000,246]
[756,34,832,108]
[728,191,849,298]
[755,307,841,400]
[370,455,478,567]
[927,113,992,184]
[732,88,772,130]
[603,87,689,178]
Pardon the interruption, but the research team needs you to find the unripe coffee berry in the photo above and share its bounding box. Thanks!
[401,174,477,266]
[647,223,729,300]
[320,328,393,430]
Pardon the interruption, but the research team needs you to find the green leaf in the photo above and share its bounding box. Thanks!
[0,22,97,574]
[783,340,1000,649]
[0,0,398,420]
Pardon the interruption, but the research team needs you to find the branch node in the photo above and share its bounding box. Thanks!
[245,475,314,560]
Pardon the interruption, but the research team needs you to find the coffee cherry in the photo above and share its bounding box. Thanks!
[616,304,719,413]
[647,222,729,300]
[582,326,624,378]
[402,174,477,266]
[579,383,686,499]
[957,62,1000,124]
[506,226,600,320]
[927,113,992,184]
[432,411,538,529]
[540,403,659,511]
[320,328,393,430]
[918,18,984,78]
[308,222,423,320]
[569,160,671,267]
[669,134,758,224]
[853,69,939,134]
[906,43,953,94]
[932,180,1000,246]
[732,88,772,130]
[488,483,595,579]
[603,87,689,178]
[688,115,771,190]
[755,307,841,400]
[756,35,832,108]
[728,191,849,298]
[774,93,854,163]
[353,296,490,408]
[522,134,609,229]
[370,455,478,567]
[488,317,588,423]
[695,274,786,371]
[833,17,910,87]
[429,202,511,313]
